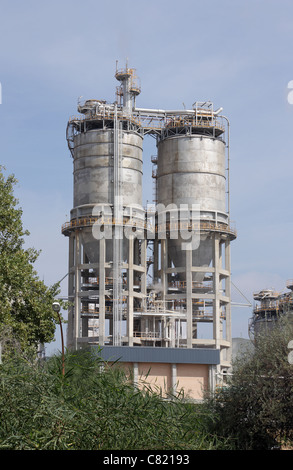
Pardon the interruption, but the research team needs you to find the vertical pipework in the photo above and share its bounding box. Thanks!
[115,62,141,115]
[113,105,123,346]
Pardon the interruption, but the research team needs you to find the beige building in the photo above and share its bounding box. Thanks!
[99,346,219,401]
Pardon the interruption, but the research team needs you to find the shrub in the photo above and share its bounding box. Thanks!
[0,348,232,450]
[204,318,293,449]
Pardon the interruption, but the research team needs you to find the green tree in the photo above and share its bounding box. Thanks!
[0,167,62,357]
[204,318,293,449]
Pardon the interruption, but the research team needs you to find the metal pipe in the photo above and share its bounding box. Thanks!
[134,107,195,115]
[134,107,223,116]
[214,107,223,115]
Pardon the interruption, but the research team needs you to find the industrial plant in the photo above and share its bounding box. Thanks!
[62,63,237,399]
[249,280,293,340]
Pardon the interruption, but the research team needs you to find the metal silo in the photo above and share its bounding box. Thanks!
[153,102,236,365]
[63,66,147,348]
[157,107,228,281]
[71,121,144,266]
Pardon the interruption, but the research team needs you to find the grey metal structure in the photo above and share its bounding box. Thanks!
[62,63,236,377]
[249,282,293,340]
[152,102,236,370]
[64,67,146,348]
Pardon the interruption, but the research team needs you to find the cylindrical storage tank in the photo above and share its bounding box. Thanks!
[71,128,144,264]
[73,129,143,208]
[157,134,227,279]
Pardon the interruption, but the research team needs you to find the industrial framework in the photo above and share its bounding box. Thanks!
[249,280,293,340]
[62,63,237,377]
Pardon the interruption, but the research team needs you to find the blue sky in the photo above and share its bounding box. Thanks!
[1,0,293,353]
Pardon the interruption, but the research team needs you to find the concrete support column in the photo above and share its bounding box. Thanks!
[66,234,75,349]
[128,237,134,346]
[74,231,81,350]
[133,362,139,389]
[225,239,232,367]
[99,237,106,345]
[170,318,175,348]
[161,239,167,306]
[213,235,221,350]
[209,365,217,393]
[186,248,193,348]
[171,363,177,395]
[81,247,88,338]
[153,239,159,283]
[141,238,147,304]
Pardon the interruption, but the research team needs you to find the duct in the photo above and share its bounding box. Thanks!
[134,107,195,115]
[134,107,223,117]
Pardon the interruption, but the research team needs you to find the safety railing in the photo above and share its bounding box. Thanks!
[69,112,143,129]
[253,305,279,313]
[62,216,236,238]
[68,107,225,134]
[133,331,162,339]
